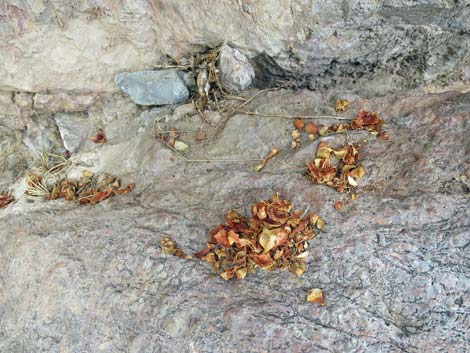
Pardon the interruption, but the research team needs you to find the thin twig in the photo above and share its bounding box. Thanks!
[153,64,191,70]
[233,110,352,121]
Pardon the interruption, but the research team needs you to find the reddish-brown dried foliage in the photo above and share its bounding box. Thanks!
[306,142,366,193]
[47,172,134,205]
[161,194,325,280]
[0,194,14,208]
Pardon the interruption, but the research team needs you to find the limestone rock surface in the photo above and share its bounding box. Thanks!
[0,89,469,353]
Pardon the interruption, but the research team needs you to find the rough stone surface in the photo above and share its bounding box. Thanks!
[1,89,469,353]
[218,45,255,91]
[54,112,92,152]
[115,70,190,106]
[0,1,469,97]
[33,93,96,113]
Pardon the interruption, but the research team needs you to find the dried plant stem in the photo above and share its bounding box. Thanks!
[231,88,276,112]
[158,138,263,163]
[222,94,248,102]
[153,64,191,70]
[234,110,352,121]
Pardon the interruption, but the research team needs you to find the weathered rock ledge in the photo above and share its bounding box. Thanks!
[0,88,469,353]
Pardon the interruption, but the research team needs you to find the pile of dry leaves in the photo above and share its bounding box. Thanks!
[161,193,324,280]
[306,142,365,193]
[303,111,388,196]
[26,171,134,205]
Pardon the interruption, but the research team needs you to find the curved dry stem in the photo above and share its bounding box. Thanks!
[234,109,352,121]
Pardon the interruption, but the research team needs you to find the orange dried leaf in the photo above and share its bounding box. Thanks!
[214,229,231,248]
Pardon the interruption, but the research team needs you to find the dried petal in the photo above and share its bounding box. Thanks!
[347,175,358,187]
[258,227,277,253]
[291,130,301,140]
[289,260,306,277]
[214,229,231,248]
[350,165,366,180]
[306,288,326,306]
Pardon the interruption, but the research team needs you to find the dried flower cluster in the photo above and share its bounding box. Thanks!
[161,193,325,280]
[306,142,365,193]
[0,193,14,208]
[26,171,134,204]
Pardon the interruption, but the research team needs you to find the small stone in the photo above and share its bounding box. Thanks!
[14,92,33,109]
[178,71,196,90]
[218,45,255,92]
[54,113,92,152]
[115,70,189,106]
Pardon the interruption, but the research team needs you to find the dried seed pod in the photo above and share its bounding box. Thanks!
[293,118,305,130]
[305,122,318,135]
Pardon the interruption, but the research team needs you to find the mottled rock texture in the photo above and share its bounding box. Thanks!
[0,89,469,353]
[218,45,255,91]
[0,0,469,97]
[1,1,470,352]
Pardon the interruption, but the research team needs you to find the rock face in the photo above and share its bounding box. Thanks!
[0,89,469,353]
[54,112,92,152]
[218,45,255,91]
[115,70,190,106]
[0,1,469,352]
[0,1,469,97]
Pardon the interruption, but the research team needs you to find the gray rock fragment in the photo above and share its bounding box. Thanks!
[115,70,189,106]
[54,113,92,152]
[218,45,255,91]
